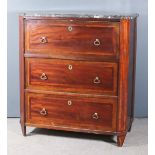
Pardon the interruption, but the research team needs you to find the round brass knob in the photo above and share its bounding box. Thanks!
[40,108,47,116]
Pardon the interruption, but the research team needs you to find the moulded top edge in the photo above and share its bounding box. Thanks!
[19,11,139,20]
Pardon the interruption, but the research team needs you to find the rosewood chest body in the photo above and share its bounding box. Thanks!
[19,12,138,146]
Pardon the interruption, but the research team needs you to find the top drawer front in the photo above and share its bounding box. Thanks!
[25,20,119,60]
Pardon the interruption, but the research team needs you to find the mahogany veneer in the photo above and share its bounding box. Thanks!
[26,93,117,132]
[25,20,119,59]
[19,13,138,147]
[25,58,118,95]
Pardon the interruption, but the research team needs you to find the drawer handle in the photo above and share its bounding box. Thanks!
[94,39,100,46]
[40,108,47,116]
[40,36,48,44]
[93,77,101,84]
[92,113,99,120]
[68,64,73,70]
[68,26,73,32]
[40,73,48,80]
[67,100,72,106]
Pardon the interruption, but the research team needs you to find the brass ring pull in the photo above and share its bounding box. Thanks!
[40,73,48,80]
[68,64,73,70]
[94,39,100,46]
[40,36,48,44]
[40,108,47,116]
[92,113,99,120]
[68,26,73,32]
[93,77,101,84]
[67,100,72,106]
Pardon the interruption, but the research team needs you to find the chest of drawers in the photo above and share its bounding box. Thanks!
[19,12,138,146]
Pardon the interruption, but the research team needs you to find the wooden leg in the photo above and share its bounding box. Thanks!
[21,125,26,136]
[117,134,126,147]
[20,119,26,136]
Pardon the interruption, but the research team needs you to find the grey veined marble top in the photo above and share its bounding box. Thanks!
[21,11,138,19]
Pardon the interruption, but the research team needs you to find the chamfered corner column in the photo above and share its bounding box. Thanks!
[117,18,130,147]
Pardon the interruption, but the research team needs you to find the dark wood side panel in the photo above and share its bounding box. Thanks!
[131,18,137,120]
[25,58,118,95]
[127,20,134,121]
[26,92,117,132]
[19,16,26,135]
[127,19,137,127]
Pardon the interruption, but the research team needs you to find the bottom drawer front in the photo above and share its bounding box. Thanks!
[26,93,117,131]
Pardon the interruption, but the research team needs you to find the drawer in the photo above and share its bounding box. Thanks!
[25,20,119,60]
[26,93,117,131]
[26,58,118,95]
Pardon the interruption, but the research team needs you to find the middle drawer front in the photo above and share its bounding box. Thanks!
[26,58,118,95]
[26,92,117,131]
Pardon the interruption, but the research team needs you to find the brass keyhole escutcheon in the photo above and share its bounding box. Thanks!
[67,100,72,106]
[68,64,73,70]
[68,26,73,32]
